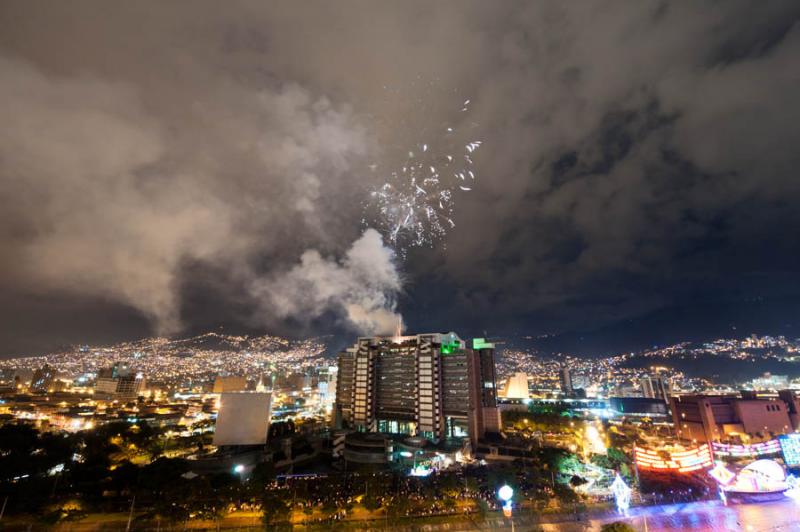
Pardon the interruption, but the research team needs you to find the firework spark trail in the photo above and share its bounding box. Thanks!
[367,99,482,254]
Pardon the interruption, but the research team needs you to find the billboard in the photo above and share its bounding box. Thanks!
[213,392,272,446]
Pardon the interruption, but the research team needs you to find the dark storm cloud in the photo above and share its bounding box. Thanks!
[1,1,799,354]
[440,2,800,329]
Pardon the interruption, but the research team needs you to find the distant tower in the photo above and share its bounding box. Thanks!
[559,367,573,396]
[641,376,671,403]
[30,364,56,393]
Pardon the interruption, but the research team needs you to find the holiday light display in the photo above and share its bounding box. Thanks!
[410,465,432,476]
[634,444,713,473]
[708,461,737,506]
[785,474,800,502]
[779,434,800,467]
[708,459,790,503]
[708,462,736,486]
[611,474,632,514]
[712,439,781,458]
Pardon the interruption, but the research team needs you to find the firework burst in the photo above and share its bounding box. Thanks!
[367,99,482,254]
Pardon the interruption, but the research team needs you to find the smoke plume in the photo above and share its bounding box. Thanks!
[251,229,402,335]
[0,52,382,336]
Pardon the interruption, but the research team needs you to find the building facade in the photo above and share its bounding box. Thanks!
[335,332,500,445]
[609,397,670,417]
[30,364,57,392]
[212,375,248,393]
[778,389,800,430]
[671,393,794,443]
[95,363,145,401]
[641,376,671,403]
[559,367,573,396]
[501,372,529,400]
[213,391,273,447]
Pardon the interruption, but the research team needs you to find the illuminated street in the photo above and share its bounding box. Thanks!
[424,499,800,531]
[518,500,800,532]
[623,500,800,532]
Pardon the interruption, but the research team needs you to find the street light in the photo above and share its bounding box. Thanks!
[498,484,514,530]
[498,484,513,503]
[233,464,245,474]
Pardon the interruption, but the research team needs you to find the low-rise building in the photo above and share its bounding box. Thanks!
[500,372,529,400]
[212,375,248,393]
[95,363,145,401]
[671,393,794,443]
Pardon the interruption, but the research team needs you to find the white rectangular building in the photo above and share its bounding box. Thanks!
[213,392,272,447]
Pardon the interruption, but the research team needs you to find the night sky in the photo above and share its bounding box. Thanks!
[2,2,800,357]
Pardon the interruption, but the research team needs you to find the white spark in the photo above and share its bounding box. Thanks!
[367,97,482,252]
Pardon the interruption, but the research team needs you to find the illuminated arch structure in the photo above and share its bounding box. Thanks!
[709,459,790,504]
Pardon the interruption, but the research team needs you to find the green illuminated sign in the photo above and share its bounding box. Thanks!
[441,341,461,354]
[472,338,494,349]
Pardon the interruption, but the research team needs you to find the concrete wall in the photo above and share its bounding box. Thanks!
[734,400,793,437]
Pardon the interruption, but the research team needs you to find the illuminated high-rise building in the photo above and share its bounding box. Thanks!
[559,367,573,395]
[30,364,56,392]
[317,365,337,406]
[334,332,500,445]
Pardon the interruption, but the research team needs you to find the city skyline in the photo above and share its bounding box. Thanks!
[2,3,800,528]
[2,326,800,529]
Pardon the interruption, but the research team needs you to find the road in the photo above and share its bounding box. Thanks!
[526,498,800,531]
[3,498,798,531]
